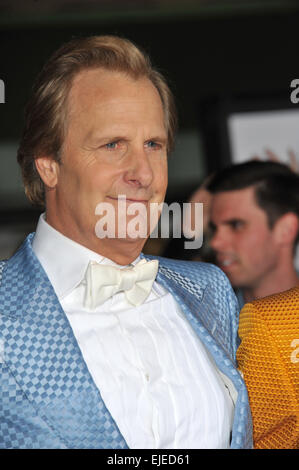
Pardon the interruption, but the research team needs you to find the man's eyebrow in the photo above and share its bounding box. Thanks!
[223,218,246,228]
[145,135,168,144]
[209,218,245,230]
[83,134,128,146]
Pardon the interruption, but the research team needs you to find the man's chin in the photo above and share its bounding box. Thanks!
[229,276,253,290]
[219,267,246,288]
[98,234,149,244]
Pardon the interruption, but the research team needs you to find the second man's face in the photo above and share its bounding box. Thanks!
[209,186,281,289]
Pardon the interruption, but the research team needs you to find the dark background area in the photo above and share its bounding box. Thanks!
[1,0,299,257]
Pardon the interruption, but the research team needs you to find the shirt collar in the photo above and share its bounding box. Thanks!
[32,213,140,300]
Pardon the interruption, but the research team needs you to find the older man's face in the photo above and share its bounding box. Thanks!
[42,68,168,262]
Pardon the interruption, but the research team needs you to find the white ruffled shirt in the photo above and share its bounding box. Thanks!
[32,214,234,449]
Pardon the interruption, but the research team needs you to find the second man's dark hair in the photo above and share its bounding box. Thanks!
[207,160,299,228]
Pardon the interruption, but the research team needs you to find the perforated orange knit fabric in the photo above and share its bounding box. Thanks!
[237,287,299,449]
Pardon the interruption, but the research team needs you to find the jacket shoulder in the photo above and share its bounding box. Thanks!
[155,255,232,291]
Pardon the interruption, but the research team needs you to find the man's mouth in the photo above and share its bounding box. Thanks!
[107,196,149,204]
[216,255,238,269]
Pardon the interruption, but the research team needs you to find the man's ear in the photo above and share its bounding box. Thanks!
[274,212,299,245]
[35,156,59,188]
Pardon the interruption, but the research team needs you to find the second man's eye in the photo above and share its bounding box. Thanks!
[231,220,245,230]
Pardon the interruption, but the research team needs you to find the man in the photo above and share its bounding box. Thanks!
[0,36,251,449]
[206,161,299,448]
[207,161,299,307]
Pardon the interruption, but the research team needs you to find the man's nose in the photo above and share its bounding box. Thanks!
[210,227,229,252]
[124,146,154,188]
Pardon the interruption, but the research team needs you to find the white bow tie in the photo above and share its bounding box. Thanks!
[83,258,159,309]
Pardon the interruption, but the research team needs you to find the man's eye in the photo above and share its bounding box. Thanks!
[209,222,216,234]
[231,221,244,230]
[105,142,119,149]
[146,141,161,149]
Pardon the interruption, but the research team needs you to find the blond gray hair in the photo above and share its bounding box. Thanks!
[17,35,177,207]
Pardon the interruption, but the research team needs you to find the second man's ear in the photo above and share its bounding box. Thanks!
[35,156,60,189]
[274,212,299,245]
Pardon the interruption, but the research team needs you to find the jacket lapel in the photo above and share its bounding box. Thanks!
[152,257,237,358]
[153,261,245,395]
[152,259,252,449]
[0,235,127,449]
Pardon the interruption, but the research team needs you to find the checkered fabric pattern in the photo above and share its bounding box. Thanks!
[0,261,5,278]
[0,234,252,448]
[237,288,299,448]
[0,239,128,449]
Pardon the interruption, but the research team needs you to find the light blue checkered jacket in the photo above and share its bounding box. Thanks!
[0,234,252,449]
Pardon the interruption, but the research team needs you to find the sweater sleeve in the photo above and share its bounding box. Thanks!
[237,300,299,448]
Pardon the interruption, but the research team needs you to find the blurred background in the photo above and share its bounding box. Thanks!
[1,0,299,259]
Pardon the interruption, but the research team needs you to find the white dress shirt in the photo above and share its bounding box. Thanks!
[32,214,234,449]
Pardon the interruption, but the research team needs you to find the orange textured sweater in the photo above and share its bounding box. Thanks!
[237,287,299,449]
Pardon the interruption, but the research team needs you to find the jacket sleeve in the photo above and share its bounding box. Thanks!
[208,264,240,363]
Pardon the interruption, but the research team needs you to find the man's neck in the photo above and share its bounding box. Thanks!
[44,212,147,266]
[242,266,299,303]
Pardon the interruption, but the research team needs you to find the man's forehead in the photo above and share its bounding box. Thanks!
[66,67,166,130]
[211,186,260,220]
[69,68,158,104]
